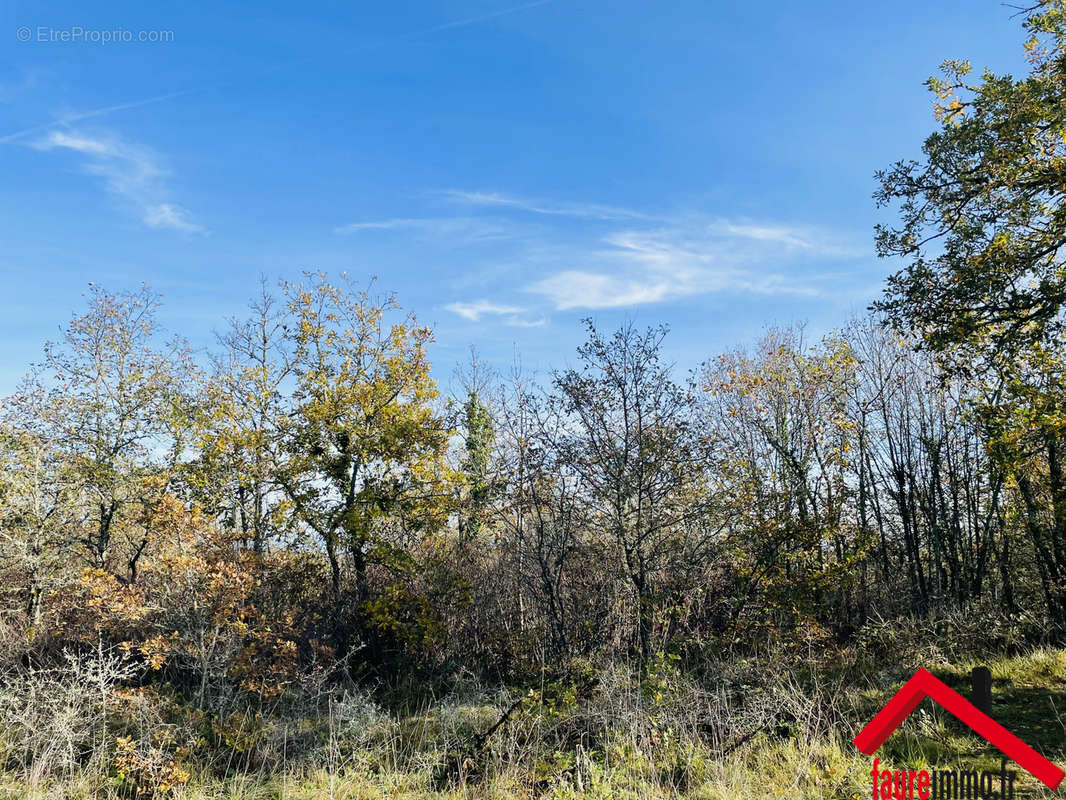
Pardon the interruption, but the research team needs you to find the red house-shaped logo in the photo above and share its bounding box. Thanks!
[854,668,1064,790]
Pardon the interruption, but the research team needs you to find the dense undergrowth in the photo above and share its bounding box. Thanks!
[2,610,1063,800]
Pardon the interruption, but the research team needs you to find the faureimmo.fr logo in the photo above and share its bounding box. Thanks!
[854,668,1064,797]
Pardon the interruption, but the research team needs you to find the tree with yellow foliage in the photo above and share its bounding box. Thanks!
[278,274,454,618]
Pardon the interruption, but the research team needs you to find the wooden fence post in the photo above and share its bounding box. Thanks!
[972,665,992,715]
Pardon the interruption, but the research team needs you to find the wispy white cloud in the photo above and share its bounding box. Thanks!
[440,189,655,221]
[434,192,866,312]
[352,189,866,319]
[30,129,204,233]
[445,299,524,321]
[335,218,428,233]
[709,220,817,249]
[443,299,546,327]
[503,315,547,328]
[142,202,203,233]
[708,218,865,258]
[526,271,676,309]
[527,266,817,311]
[334,216,508,241]
[523,216,856,310]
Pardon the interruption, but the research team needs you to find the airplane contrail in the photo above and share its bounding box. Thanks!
[0,0,555,144]
[256,0,555,78]
[0,88,201,144]
[393,0,553,39]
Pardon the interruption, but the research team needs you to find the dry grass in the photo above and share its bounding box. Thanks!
[1,643,1064,799]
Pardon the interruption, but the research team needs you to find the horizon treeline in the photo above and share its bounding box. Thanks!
[1,272,1061,703]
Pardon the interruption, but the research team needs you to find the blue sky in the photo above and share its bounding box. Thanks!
[0,0,1031,392]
